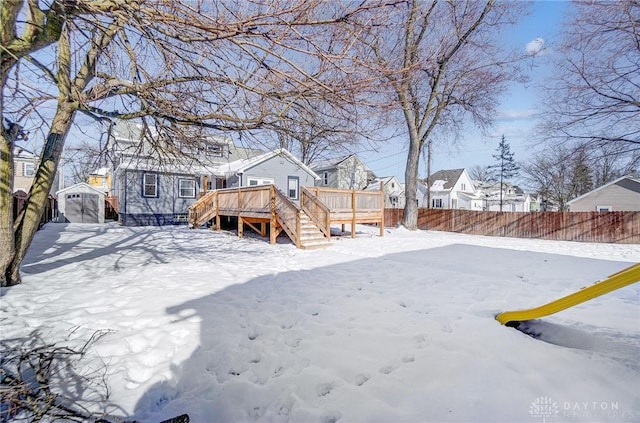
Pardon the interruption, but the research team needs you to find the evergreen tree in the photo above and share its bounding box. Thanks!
[489,135,519,211]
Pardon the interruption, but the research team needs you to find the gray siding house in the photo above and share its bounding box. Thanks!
[311,155,375,190]
[567,175,640,212]
[222,149,319,200]
[114,148,319,226]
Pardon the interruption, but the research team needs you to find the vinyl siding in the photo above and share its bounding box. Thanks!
[569,182,640,211]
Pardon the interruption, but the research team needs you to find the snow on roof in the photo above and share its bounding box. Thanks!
[56,182,106,196]
[426,169,465,190]
[13,146,38,159]
[431,179,447,191]
[117,159,221,176]
[90,167,110,176]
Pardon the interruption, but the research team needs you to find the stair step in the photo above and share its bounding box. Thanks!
[301,240,332,249]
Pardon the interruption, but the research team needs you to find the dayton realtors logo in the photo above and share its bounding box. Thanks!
[530,397,560,423]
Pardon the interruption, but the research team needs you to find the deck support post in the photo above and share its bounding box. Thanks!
[380,192,385,237]
[238,216,244,238]
[351,190,356,238]
[270,186,277,244]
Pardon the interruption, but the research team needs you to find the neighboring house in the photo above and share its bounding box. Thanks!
[419,168,483,210]
[56,183,105,224]
[12,147,38,193]
[311,154,375,190]
[567,175,640,212]
[108,120,319,226]
[477,182,538,212]
[88,167,111,193]
[366,176,405,208]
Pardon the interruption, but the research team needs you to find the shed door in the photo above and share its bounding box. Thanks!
[65,193,99,223]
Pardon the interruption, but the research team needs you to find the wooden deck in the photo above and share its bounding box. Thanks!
[188,185,384,248]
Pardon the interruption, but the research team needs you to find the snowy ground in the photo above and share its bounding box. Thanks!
[1,222,639,423]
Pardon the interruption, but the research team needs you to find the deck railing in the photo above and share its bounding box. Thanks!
[273,188,301,247]
[301,187,331,238]
[189,184,384,241]
[188,190,218,227]
[306,187,383,212]
[216,185,272,216]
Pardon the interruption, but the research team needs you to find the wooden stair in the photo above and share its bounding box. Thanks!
[298,210,331,249]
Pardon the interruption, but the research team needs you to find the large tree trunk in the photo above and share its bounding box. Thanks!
[1,63,17,286]
[5,104,75,285]
[402,137,421,230]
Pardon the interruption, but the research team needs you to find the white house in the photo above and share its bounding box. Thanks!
[477,182,539,212]
[366,176,405,208]
[419,169,483,210]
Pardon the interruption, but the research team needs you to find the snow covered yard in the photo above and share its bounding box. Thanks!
[1,222,639,423]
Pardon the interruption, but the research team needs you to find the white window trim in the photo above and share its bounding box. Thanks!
[143,173,158,198]
[323,171,329,186]
[287,176,300,200]
[23,162,35,177]
[178,178,196,198]
[596,205,612,212]
[247,177,274,186]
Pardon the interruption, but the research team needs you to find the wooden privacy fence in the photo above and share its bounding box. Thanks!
[384,209,640,244]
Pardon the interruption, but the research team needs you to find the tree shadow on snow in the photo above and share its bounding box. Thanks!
[130,245,633,422]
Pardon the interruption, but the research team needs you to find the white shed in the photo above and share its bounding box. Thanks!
[56,183,106,223]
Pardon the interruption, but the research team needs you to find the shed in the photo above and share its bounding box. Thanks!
[56,183,106,223]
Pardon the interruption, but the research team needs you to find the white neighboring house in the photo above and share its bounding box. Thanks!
[477,182,539,212]
[418,169,483,210]
[366,176,405,208]
[567,175,640,212]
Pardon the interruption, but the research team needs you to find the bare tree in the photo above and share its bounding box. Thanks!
[469,164,493,183]
[0,0,390,286]
[269,100,367,165]
[354,0,527,229]
[539,1,640,150]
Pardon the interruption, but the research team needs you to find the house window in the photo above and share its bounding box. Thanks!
[178,179,196,198]
[323,171,329,186]
[390,196,398,207]
[247,177,274,186]
[205,144,224,157]
[596,206,612,212]
[287,176,299,200]
[461,183,466,191]
[432,198,443,208]
[23,162,35,177]
[143,173,158,197]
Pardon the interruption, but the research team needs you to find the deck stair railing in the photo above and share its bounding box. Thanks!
[300,187,331,238]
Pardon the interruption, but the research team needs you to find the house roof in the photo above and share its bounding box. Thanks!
[366,176,403,196]
[567,175,640,205]
[310,154,371,173]
[13,146,38,159]
[90,167,110,176]
[56,182,106,197]
[220,148,320,179]
[426,169,465,191]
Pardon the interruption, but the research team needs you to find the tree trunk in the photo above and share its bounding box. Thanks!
[1,65,17,286]
[402,138,421,230]
[5,104,75,285]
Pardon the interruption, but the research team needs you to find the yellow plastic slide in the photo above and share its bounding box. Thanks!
[496,263,640,326]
